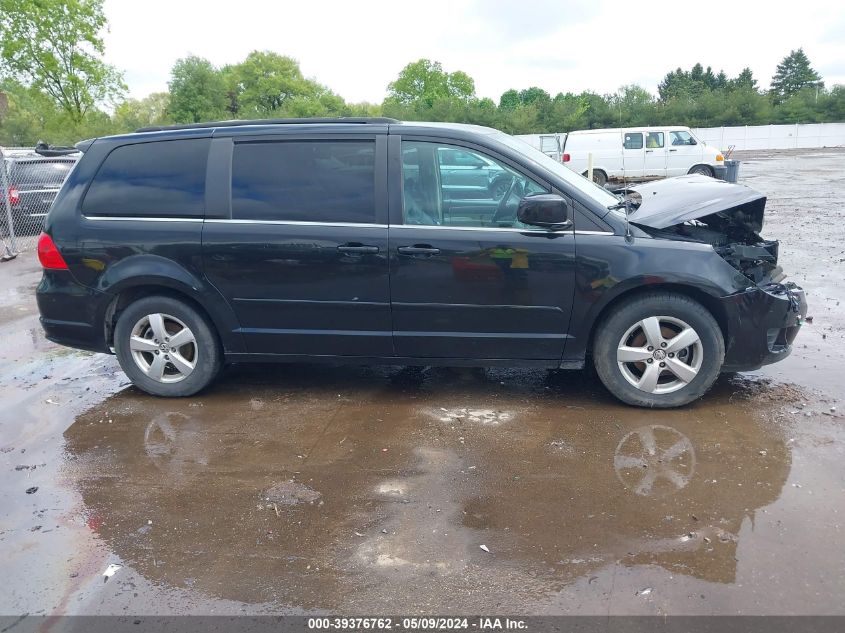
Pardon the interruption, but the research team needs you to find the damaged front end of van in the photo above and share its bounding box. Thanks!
[625,175,807,371]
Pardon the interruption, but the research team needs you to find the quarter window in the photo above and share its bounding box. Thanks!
[623,133,643,150]
[231,141,375,223]
[402,141,547,228]
[82,139,208,217]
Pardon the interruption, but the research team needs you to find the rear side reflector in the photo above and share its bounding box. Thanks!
[562,153,571,162]
[8,187,20,206]
[37,233,68,270]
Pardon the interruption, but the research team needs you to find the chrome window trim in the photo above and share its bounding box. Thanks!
[80,216,614,235]
[206,219,387,229]
[389,224,614,236]
[389,224,568,235]
[82,215,204,222]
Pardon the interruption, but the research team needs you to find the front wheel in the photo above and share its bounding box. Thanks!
[688,164,714,177]
[583,169,608,187]
[114,295,222,397]
[593,293,724,408]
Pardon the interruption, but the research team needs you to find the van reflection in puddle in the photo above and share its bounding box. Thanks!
[63,372,791,608]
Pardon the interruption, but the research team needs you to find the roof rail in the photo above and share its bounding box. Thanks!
[136,117,400,133]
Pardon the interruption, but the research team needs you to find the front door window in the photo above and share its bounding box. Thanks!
[401,142,547,229]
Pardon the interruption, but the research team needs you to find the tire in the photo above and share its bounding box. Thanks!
[688,164,714,177]
[583,169,608,187]
[489,176,512,200]
[592,293,724,408]
[114,295,222,397]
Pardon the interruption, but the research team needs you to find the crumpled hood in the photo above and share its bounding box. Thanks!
[627,175,766,232]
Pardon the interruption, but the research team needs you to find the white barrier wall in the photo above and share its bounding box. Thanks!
[691,123,845,151]
[520,124,845,153]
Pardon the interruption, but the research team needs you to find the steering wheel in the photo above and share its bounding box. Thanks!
[490,177,524,226]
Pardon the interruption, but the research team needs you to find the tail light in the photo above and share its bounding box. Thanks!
[562,153,571,162]
[8,186,20,206]
[37,232,68,270]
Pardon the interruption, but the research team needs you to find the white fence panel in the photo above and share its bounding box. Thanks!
[691,123,845,151]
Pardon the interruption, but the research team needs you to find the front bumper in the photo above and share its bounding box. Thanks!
[720,281,807,372]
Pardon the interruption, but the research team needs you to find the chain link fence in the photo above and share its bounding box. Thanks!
[1,146,80,259]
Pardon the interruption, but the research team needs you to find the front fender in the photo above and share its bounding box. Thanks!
[564,233,749,362]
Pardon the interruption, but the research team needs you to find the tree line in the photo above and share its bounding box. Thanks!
[1,0,843,146]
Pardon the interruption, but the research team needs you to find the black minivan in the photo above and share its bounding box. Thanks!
[36,118,806,407]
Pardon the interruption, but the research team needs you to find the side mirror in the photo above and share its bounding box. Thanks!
[517,193,571,229]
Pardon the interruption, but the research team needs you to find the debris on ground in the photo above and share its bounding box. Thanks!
[263,481,322,506]
[25,486,38,494]
[637,587,653,596]
[479,544,490,553]
[103,564,122,581]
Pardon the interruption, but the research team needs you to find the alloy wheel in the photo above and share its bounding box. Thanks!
[616,316,703,394]
[129,313,197,383]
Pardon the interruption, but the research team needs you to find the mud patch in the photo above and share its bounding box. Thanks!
[263,481,322,506]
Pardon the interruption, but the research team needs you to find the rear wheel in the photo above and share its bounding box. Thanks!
[114,295,222,397]
[593,293,724,408]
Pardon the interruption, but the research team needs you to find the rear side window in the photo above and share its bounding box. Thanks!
[82,139,209,217]
[623,133,643,150]
[231,141,375,223]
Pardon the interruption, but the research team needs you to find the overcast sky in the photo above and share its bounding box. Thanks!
[103,0,845,103]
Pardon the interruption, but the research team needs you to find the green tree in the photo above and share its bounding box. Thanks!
[544,92,588,131]
[226,51,309,116]
[112,92,171,131]
[658,68,689,101]
[168,55,228,123]
[0,78,116,145]
[0,0,124,121]
[730,67,758,91]
[518,86,551,106]
[385,59,475,108]
[498,89,520,110]
[770,48,823,104]
[611,84,655,126]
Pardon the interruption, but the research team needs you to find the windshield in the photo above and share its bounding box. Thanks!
[492,132,620,208]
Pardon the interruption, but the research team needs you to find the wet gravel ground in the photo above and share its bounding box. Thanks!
[1,149,844,616]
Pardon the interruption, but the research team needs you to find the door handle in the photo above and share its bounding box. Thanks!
[337,243,379,254]
[397,245,441,256]
[645,149,654,153]
[669,149,678,152]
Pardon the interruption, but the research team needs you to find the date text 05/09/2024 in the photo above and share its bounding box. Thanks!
[306,617,528,630]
